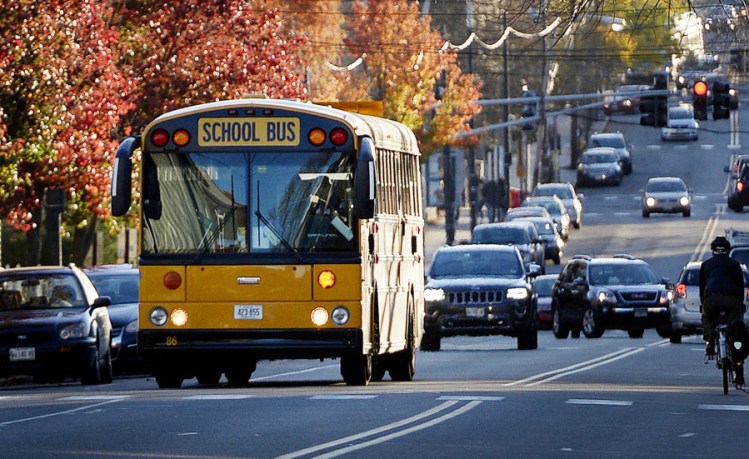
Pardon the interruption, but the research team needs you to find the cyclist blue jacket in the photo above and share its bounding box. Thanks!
[699,253,744,303]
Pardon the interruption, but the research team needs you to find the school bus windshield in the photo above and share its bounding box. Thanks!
[141,150,357,255]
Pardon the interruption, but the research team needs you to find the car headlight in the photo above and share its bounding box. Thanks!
[60,322,88,340]
[679,196,689,206]
[507,287,529,300]
[125,319,138,333]
[596,290,617,304]
[645,196,656,207]
[424,288,446,302]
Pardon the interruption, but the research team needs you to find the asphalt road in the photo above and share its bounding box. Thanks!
[2,101,749,458]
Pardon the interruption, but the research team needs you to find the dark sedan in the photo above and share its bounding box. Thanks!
[576,147,623,187]
[84,264,145,374]
[0,265,113,384]
[422,244,540,352]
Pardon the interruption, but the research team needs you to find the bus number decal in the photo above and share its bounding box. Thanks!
[165,336,178,346]
[198,117,299,146]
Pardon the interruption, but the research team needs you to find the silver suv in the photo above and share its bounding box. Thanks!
[531,182,584,229]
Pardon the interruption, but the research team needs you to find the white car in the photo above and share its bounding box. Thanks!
[661,105,698,141]
[641,176,691,218]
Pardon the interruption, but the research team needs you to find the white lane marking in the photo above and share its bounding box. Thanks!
[251,364,339,381]
[566,399,633,406]
[437,395,504,401]
[60,395,130,401]
[308,401,482,459]
[0,398,126,427]
[698,404,749,412]
[183,394,254,400]
[309,395,377,400]
[503,347,641,387]
[275,400,476,459]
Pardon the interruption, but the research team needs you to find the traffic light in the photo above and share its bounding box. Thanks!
[712,81,730,120]
[521,87,537,131]
[693,81,708,120]
[639,72,668,127]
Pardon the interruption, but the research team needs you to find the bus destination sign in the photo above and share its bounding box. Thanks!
[198,117,300,146]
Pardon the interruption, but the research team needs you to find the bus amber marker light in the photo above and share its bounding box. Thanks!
[173,129,191,147]
[308,128,326,146]
[311,307,329,326]
[163,271,182,290]
[318,270,336,289]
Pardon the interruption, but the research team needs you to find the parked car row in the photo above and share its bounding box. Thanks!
[726,154,749,212]
[0,263,144,385]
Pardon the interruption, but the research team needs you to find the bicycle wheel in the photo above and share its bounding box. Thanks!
[722,357,730,395]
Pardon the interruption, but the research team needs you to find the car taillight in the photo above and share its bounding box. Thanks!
[738,182,745,192]
[676,283,687,298]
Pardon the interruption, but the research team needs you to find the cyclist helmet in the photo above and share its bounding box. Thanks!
[711,236,731,254]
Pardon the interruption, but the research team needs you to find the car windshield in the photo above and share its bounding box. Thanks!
[523,201,561,216]
[472,227,530,244]
[0,274,84,309]
[589,263,661,286]
[87,272,139,304]
[431,250,523,279]
[589,136,625,148]
[533,186,572,199]
[532,277,555,295]
[646,179,686,192]
[581,151,618,164]
[528,220,555,235]
[669,108,692,120]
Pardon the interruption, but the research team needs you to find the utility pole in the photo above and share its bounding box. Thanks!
[466,0,477,230]
[502,11,511,216]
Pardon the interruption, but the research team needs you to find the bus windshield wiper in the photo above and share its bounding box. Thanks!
[255,210,304,262]
[193,208,235,263]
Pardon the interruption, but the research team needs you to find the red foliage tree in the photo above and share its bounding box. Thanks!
[0,0,134,264]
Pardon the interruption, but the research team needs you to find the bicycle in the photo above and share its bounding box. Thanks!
[711,311,745,394]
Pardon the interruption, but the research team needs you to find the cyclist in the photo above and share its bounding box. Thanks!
[700,236,747,385]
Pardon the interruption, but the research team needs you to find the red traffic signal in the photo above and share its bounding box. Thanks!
[694,81,708,97]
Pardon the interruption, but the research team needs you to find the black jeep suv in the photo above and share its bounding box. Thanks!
[551,254,673,339]
[422,244,540,351]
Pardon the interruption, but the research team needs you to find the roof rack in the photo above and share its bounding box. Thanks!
[571,254,591,260]
[612,254,636,260]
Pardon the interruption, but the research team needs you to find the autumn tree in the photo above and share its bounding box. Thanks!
[116,0,309,136]
[0,0,134,265]
[343,1,481,155]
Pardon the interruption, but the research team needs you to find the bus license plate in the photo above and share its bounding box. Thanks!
[466,307,485,318]
[634,308,647,318]
[235,304,263,320]
[10,347,35,361]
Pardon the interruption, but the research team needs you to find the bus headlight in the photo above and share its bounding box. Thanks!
[171,308,188,327]
[311,307,329,326]
[150,307,169,326]
[331,306,350,326]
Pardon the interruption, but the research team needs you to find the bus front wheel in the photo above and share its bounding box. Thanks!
[154,362,184,389]
[341,354,372,386]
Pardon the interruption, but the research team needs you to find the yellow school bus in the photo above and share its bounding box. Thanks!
[111,99,424,387]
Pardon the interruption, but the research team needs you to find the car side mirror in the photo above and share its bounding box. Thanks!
[92,296,112,309]
[527,263,542,278]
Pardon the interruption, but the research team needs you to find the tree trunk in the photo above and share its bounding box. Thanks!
[71,216,97,266]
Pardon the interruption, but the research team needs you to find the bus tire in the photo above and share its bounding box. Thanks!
[226,361,256,387]
[341,354,372,386]
[389,309,416,381]
[155,363,184,389]
[196,370,222,385]
[370,356,386,382]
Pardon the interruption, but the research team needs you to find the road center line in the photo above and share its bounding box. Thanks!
[526,348,645,386]
[503,347,639,387]
[0,398,125,427]
[275,400,465,459]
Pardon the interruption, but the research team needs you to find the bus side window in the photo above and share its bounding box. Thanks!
[142,155,162,220]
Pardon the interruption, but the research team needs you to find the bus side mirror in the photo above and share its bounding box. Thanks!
[111,136,139,217]
[354,137,376,220]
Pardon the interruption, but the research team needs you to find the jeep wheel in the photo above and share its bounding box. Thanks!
[517,325,538,350]
[670,333,683,344]
[420,329,441,352]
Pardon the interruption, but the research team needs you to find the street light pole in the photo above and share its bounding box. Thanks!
[466,0,477,230]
